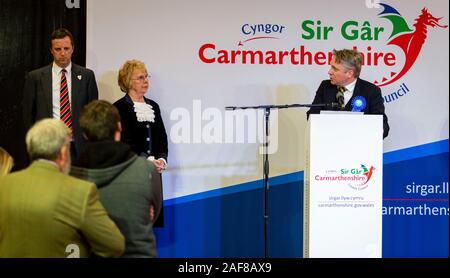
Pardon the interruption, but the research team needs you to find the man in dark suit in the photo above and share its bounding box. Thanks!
[306,49,390,138]
[22,28,99,159]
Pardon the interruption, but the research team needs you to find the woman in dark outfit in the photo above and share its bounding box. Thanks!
[114,59,168,227]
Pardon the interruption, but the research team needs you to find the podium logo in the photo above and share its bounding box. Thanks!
[360,164,375,185]
[315,164,376,191]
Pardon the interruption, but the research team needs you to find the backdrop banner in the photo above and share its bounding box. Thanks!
[87,0,448,257]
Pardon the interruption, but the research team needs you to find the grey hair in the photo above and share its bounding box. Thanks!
[333,49,362,78]
[26,118,71,161]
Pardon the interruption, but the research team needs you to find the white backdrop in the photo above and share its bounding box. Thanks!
[87,0,449,200]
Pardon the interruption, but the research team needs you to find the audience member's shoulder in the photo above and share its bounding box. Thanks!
[134,156,156,171]
[59,172,97,192]
[0,168,34,183]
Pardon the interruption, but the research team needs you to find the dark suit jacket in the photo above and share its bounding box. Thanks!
[113,95,168,161]
[22,63,99,154]
[306,78,390,138]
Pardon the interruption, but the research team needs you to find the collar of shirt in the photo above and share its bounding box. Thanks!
[37,159,60,169]
[52,62,72,76]
[343,79,357,106]
[344,79,357,93]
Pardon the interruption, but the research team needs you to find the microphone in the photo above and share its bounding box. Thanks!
[336,90,345,110]
[329,102,341,109]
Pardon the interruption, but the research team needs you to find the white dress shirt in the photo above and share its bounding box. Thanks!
[343,79,357,106]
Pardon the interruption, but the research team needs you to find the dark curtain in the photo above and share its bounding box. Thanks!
[0,0,86,170]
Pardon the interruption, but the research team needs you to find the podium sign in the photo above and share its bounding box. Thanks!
[304,114,383,258]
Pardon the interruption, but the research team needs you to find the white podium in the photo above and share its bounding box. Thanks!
[303,113,383,258]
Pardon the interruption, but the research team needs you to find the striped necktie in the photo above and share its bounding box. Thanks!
[60,69,72,129]
[336,86,347,109]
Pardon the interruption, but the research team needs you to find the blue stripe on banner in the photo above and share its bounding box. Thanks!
[384,139,448,165]
[164,171,304,206]
[155,140,449,258]
[164,139,448,206]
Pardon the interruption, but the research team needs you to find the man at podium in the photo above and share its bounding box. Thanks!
[306,49,389,139]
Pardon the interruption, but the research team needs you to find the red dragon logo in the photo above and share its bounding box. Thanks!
[361,164,375,185]
[374,3,448,87]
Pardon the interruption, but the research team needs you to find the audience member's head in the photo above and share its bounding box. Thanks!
[26,119,71,173]
[79,100,122,142]
[0,147,14,177]
[118,59,148,93]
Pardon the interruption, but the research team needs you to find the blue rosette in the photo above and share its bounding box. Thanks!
[351,96,367,112]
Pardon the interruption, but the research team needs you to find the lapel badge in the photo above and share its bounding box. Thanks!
[77,75,82,80]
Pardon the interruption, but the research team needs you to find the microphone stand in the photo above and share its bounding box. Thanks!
[225,103,332,258]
